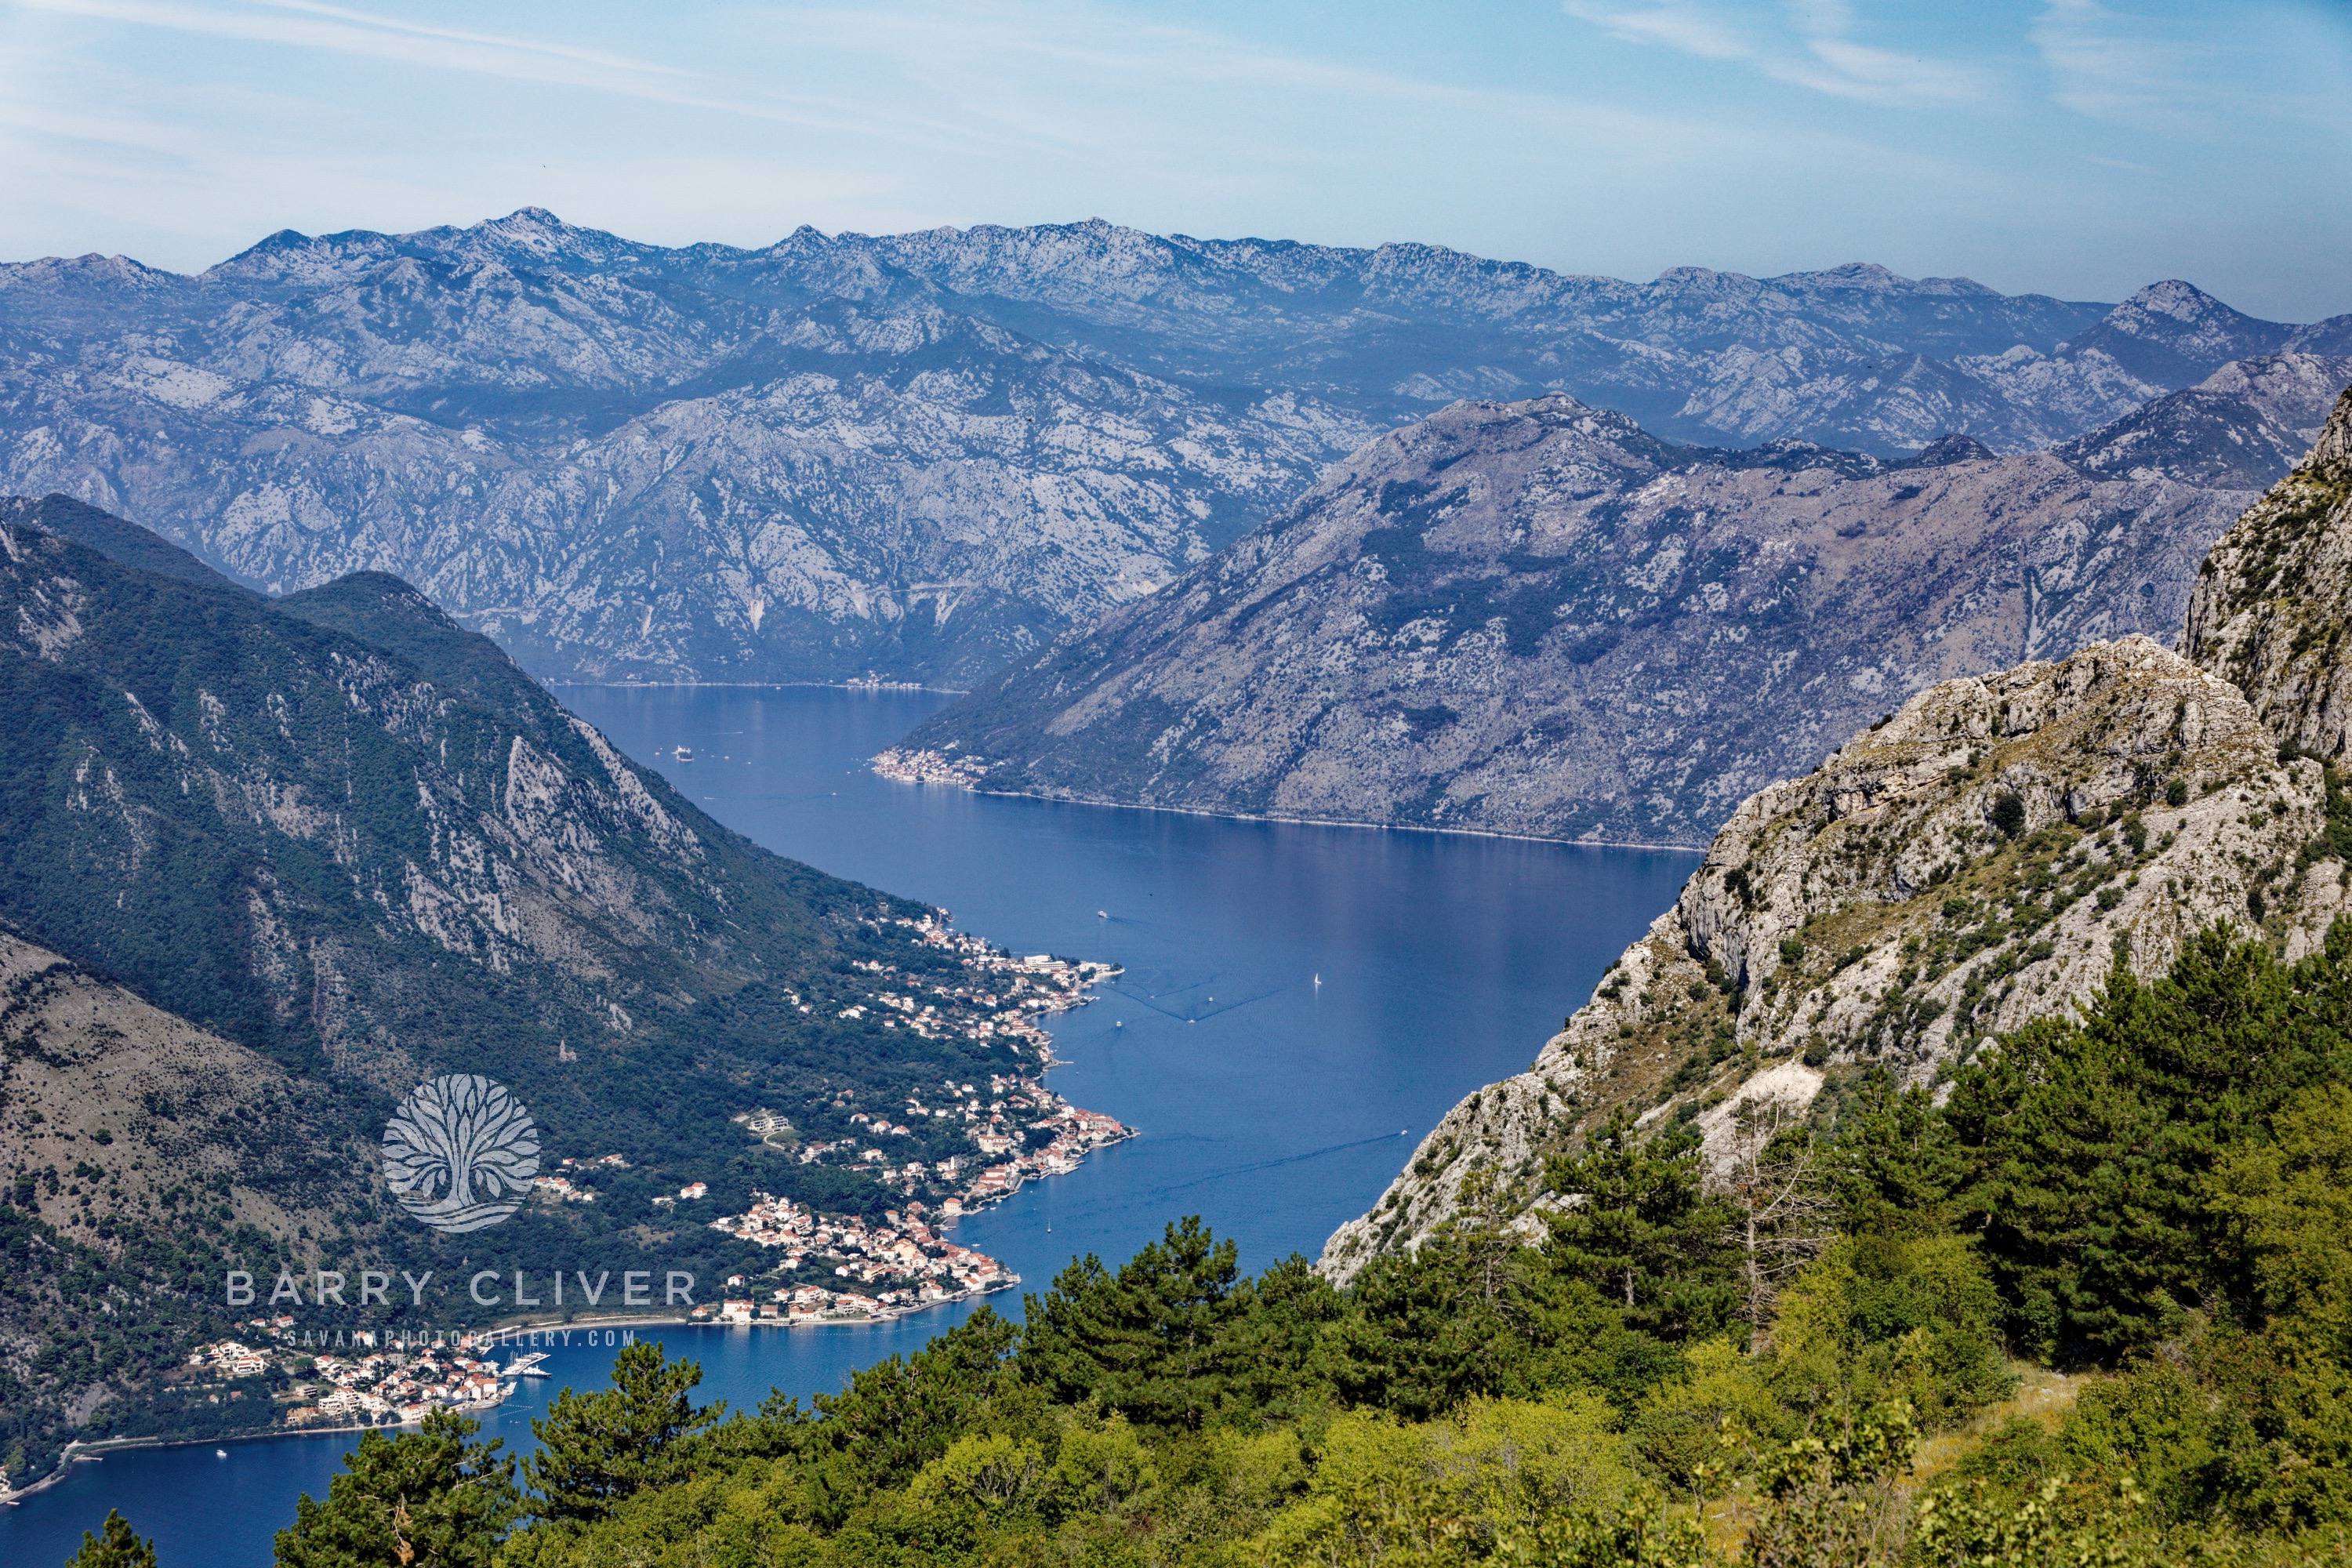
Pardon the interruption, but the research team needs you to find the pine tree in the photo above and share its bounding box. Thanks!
[1018,1217,1253,1428]
[1543,1110,1737,1340]
[1215,1252,1343,1421]
[1822,1069,1964,1239]
[1328,1214,1556,1418]
[797,1308,1016,1521]
[521,1341,717,1526]
[273,1408,516,1568]
[67,1510,156,1568]
[1950,924,2352,1362]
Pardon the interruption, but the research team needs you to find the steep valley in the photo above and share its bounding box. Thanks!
[0,502,1112,1488]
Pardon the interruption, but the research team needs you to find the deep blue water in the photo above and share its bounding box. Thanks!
[1,686,1697,1566]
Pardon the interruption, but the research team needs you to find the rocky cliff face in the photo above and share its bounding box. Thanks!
[1319,637,2338,1280]
[1319,387,2352,1283]
[895,359,2347,848]
[5,212,2344,684]
[2181,384,2352,758]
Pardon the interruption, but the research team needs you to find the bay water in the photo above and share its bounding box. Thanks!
[0,686,1697,1566]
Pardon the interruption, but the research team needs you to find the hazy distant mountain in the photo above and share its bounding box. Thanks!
[2,211,2343,684]
[889,353,2350,846]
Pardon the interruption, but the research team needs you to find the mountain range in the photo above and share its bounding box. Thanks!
[6,212,2349,687]
[887,351,2350,847]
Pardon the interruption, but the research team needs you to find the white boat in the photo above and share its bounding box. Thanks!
[215,1449,228,1458]
[674,746,694,761]
[505,1352,551,1377]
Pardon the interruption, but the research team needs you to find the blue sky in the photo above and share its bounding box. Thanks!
[2,0,2347,318]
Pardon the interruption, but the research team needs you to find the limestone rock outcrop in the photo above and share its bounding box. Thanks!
[2182,384,2352,759]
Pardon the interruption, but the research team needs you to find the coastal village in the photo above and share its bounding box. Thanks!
[672,916,1135,1278]
[871,746,991,790]
[184,1324,526,1430]
[157,920,1135,1437]
[694,1074,1133,1326]
[858,913,1120,1067]
[564,917,1134,1322]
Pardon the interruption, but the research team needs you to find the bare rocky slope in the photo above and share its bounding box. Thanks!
[891,356,2349,848]
[2182,381,2352,757]
[1319,383,2352,1283]
[5,212,2346,684]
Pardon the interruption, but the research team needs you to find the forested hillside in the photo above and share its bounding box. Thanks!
[0,504,1098,1489]
[191,924,2352,1566]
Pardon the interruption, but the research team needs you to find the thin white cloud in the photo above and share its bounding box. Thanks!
[1562,0,1749,59]
[16,0,682,87]
[2030,0,2352,134]
[10,0,972,147]
[247,0,689,76]
[1797,38,1983,106]
[2031,0,2188,118]
[1562,0,1989,108]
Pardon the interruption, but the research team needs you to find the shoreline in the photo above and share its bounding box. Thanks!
[546,678,974,696]
[5,814,1127,1510]
[555,681,1701,851]
[869,760,1709,855]
[5,1284,1033,1502]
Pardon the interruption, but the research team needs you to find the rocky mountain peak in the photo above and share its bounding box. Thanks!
[0,252,173,288]
[463,205,582,256]
[1775,261,1932,294]
[2062,280,2294,387]
[2122,278,2243,324]
[2056,383,2323,488]
[1904,433,1997,466]
[2320,382,2352,467]
[2193,351,2352,437]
